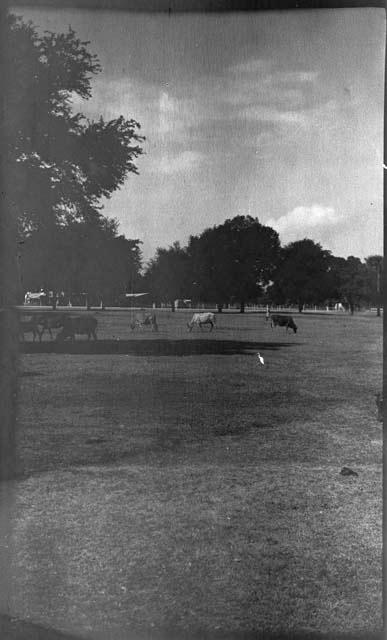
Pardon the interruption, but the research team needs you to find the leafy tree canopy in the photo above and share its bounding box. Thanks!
[269,238,333,312]
[5,13,144,236]
[143,242,191,310]
[329,255,372,314]
[188,215,280,312]
[21,220,143,305]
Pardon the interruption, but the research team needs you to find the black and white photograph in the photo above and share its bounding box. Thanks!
[0,2,384,639]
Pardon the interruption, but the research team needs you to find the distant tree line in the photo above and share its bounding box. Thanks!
[8,14,383,315]
[142,220,383,315]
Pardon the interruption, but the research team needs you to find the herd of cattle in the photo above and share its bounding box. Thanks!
[19,312,98,342]
[18,310,298,342]
[18,311,160,342]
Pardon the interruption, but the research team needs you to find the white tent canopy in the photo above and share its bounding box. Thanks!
[125,293,149,298]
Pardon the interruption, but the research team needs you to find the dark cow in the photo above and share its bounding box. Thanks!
[36,312,66,341]
[56,314,98,341]
[143,313,158,331]
[19,316,41,342]
[270,314,297,333]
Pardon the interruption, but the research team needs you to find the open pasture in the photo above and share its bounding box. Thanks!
[9,310,383,638]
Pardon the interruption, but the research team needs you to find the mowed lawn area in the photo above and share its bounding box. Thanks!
[8,310,383,639]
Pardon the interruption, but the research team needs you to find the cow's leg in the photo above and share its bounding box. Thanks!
[209,321,214,332]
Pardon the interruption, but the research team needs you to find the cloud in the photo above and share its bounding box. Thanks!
[229,59,318,85]
[158,151,203,175]
[241,105,307,125]
[229,58,271,75]
[69,56,329,157]
[156,91,205,143]
[223,58,320,116]
[266,205,342,244]
[159,91,181,136]
[273,71,319,84]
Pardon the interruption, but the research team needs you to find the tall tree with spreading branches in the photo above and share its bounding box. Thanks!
[6,13,144,234]
[5,13,144,304]
[188,216,280,312]
[269,239,333,312]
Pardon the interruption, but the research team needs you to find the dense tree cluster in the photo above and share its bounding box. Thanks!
[268,239,333,313]
[21,221,142,307]
[143,243,191,311]
[6,13,144,305]
[143,227,382,314]
[187,216,280,313]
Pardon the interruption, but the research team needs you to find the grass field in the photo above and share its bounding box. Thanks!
[5,310,383,639]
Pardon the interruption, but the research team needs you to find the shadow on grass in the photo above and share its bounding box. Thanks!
[21,339,301,357]
[0,615,80,640]
[19,371,44,377]
[0,616,382,640]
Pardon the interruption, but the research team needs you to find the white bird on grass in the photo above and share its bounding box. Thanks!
[256,352,265,365]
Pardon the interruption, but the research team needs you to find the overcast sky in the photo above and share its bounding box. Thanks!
[21,7,385,262]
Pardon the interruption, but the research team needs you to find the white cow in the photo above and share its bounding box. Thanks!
[187,312,216,332]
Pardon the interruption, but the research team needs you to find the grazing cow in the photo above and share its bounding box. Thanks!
[56,314,98,341]
[130,313,158,332]
[143,313,158,331]
[36,312,66,341]
[19,316,41,342]
[270,314,297,333]
[376,393,383,422]
[187,312,216,332]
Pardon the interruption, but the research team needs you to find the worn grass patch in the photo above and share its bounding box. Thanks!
[8,311,383,638]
